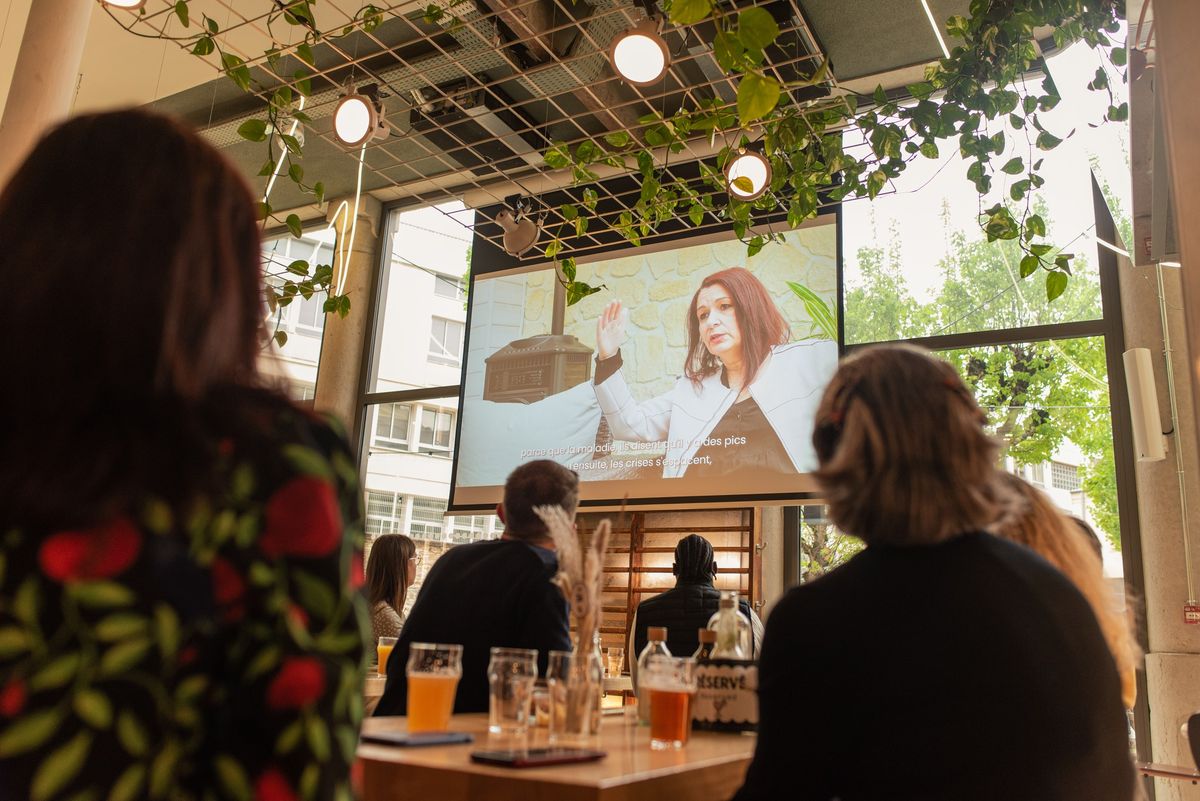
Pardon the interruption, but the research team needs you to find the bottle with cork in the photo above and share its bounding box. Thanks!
[635,626,670,725]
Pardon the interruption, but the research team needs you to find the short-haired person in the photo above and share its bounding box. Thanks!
[993,473,1140,709]
[366,533,417,640]
[374,460,576,715]
[0,111,367,800]
[733,345,1134,801]
[593,267,837,478]
[628,534,763,678]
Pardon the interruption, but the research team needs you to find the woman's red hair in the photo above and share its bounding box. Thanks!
[684,267,789,388]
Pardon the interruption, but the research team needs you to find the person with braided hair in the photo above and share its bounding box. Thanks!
[628,534,763,683]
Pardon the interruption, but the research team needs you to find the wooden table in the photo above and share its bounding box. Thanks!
[358,713,755,801]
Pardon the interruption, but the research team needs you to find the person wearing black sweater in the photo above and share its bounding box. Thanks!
[732,345,1134,801]
[374,460,575,716]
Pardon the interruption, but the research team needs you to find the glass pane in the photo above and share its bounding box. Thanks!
[259,228,336,401]
[796,506,863,584]
[370,202,474,392]
[842,63,1109,344]
[364,396,498,615]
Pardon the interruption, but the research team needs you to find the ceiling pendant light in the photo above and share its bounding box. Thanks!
[610,16,670,85]
[99,0,148,8]
[725,149,772,201]
[333,85,383,148]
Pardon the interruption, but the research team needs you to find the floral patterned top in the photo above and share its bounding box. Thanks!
[0,411,369,801]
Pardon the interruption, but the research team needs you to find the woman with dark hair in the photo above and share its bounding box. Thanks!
[366,534,417,639]
[733,344,1134,801]
[592,266,837,478]
[0,111,367,801]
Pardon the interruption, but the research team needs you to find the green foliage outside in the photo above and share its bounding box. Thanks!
[844,204,1120,549]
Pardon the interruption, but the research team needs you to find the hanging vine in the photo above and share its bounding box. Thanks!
[542,0,1127,303]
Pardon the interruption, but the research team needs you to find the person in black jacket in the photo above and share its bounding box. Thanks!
[629,534,763,671]
[374,460,575,715]
[732,344,1134,801]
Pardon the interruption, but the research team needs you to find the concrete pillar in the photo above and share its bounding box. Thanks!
[1118,259,1200,800]
[313,195,384,432]
[0,0,93,187]
[757,506,786,620]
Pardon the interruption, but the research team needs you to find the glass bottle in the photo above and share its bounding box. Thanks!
[635,626,671,725]
[693,628,716,661]
[707,590,749,659]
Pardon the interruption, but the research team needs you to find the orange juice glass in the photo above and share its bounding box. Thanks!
[406,643,463,734]
[377,637,397,677]
[642,656,697,750]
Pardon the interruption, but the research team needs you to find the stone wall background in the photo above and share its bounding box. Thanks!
[518,224,837,400]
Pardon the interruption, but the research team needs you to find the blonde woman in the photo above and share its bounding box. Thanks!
[993,472,1140,709]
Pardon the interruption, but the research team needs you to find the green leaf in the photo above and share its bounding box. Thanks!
[69,581,135,607]
[713,29,743,73]
[306,718,331,760]
[116,712,149,757]
[277,719,304,754]
[215,755,252,801]
[237,120,268,143]
[582,188,598,212]
[246,646,281,681]
[282,445,334,479]
[257,202,273,222]
[1046,270,1068,301]
[285,214,303,238]
[174,1,189,27]
[1111,46,1127,66]
[737,7,780,52]
[312,182,325,205]
[1026,214,1046,238]
[292,570,336,621]
[1035,131,1062,151]
[296,42,315,66]
[1107,103,1129,122]
[293,70,313,98]
[1000,157,1024,175]
[906,81,934,100]
[866,169,887,199]
[13,578,37,625]
[154,604,180,660]
[280,134,302,155]
[108,764,146,801]
[603,131,631,149]
[919,141,939,159]
[149,741,181,798]
[731,176,754,193]
[288,163,304,183]
[787,281,837,341]
[560,257,577,283]
[1019,254,1040,278]
[30,654,81,692]
[31,731,91,801]
[191,36,214,56]
[273,330,289,348]
[95,614,148,642]
[287,259,310,277]
[688,203,704,226]
[737,72,781,125]
[0,709,62,757]
[74,690,113,730]
[667,0,713,26]
[746,235,765,258]
[206,15,219,33]
[220,53,252,92]
[99,638,152,676]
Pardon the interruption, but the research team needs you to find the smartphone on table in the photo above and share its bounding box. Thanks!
[470,748,606,768]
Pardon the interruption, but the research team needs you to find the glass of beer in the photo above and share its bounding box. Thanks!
[406,643,462,734]
[377,637,397,677]
[642,656,697,750]
[487,647,538,735]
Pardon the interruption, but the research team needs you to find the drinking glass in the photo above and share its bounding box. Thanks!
[642,656,697,750]
[606,646,624,677]
[487,647,538,735]
[406,643,462,734]
[377,636,398,677]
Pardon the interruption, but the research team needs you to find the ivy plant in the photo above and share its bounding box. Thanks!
[542,0,1126,304]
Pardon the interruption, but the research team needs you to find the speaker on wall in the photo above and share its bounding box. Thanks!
[1123,348,1167,462]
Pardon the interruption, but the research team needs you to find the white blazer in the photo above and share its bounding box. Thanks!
[592,340,840,478]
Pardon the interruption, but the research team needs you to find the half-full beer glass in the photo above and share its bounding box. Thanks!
[643,656,697,750]
[406,643,462,733]
[487,647,538,735]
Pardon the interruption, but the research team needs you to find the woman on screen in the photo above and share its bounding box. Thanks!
[592,266,837,478]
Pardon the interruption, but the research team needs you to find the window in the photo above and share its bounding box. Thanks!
[1029,463,1045,486]
[450,514,491,543]
[410,497,447,537]
[260,228,335,401]
[419,407,454,454]
[428,317,464,367]
[434,274,466,300]
[290,381,315,402]
[365,490,404,537]
[375,403,411,452]
[1052,461,1082,492]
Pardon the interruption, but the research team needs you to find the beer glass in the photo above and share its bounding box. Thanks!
[606,646,624,677]
[377,636,397,677]
[642,656,697,750]
[406,643,462,733]
[487,647,538,735]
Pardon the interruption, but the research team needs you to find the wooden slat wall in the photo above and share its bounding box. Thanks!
[578,508,757,674]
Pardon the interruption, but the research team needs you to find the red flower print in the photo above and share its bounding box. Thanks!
[212,558,246,622]
[286,603,309,631]
[38,518,143,582]
[255,769,300,801]
[347,551,364,591]
[260,478,342,559]
[266,657,325,709]
[179,645,199,666]
[0,680,26,717]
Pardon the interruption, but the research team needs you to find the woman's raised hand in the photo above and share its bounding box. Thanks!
[596,300,625,360]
